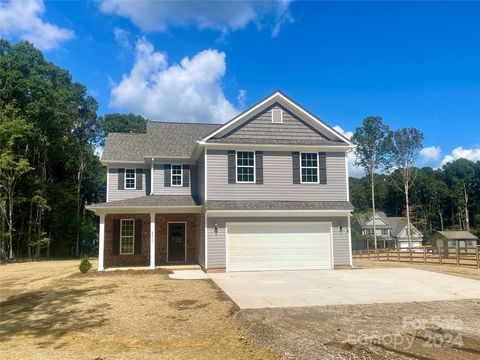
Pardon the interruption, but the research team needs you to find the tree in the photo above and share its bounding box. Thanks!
[0,109,40,258]
[390,128,424,247]
[96,113,146,147]
[351,117,392,249]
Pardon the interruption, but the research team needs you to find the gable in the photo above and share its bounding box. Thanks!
[365,214,390,227]
[208,104,339,145]
[202,91,352,146]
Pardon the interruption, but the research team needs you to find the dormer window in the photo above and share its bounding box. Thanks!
[272,108,283,123]
[171,165,183,186]
[125,169,136,189]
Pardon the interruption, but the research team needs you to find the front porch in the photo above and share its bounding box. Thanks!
[97,212,201,271]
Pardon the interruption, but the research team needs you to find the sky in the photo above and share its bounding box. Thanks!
[1,0,479,176]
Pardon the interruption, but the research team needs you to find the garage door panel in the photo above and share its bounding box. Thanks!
[227,222,332,272]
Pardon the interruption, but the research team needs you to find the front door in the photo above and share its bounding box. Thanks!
[168,223,186,262]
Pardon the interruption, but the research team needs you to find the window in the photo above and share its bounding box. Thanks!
[171,165,183,186]
[120,219,135,255]
[272,108,283,123]
[365,229,374,235]
[236,151,255,183]
[301,152,318,183]
[125,169,136,189]
[382,229,389,236]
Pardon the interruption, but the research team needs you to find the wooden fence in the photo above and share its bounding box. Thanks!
[353,246,480,269]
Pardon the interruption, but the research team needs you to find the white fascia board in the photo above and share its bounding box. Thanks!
[200,91,353,146]
[197,142,354,152]
[206,210,352,218]
[87,206,202,215]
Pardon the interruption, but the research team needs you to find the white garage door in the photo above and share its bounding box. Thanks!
[227,222,332,272]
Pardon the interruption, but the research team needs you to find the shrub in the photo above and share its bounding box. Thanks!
[79,256,92,273]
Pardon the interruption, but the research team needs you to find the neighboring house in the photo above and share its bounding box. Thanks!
[432,231,478,255]
[353,212,423,249]
[87,91,354,272]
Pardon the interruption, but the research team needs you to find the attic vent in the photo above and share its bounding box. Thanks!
[272,108,283,123]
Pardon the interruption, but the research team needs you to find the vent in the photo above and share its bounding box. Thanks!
[271,108,283,123]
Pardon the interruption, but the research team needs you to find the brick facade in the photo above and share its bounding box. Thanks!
[104,213,200,268]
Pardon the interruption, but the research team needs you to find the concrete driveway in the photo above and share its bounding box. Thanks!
[209,268,480,309]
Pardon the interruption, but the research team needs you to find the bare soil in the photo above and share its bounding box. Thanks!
[2,260,479,359]
[238,299,480,360]
[0,260,274,360]
[354,258,480,281]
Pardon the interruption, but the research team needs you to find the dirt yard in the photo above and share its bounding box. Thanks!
[1,260,479,359]
[0,260,274,360]
[354,258,480,280]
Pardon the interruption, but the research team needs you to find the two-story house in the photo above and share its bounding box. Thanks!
[87,91,354,272]
[353,212,423,249]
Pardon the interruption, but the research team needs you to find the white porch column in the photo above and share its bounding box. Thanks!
[150,213,156,269]
[98,214,105,271]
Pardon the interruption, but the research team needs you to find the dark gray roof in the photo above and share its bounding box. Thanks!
[207,138,343,145]
[87,195,200,208]
[205,200,353,211]
[435,231,478,240]
[102,121,222,162]
[146,121,221,158]
[102,133,147,162]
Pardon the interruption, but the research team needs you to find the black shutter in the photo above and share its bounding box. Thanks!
[134,219,142,255]
[164,164,171,187]
[118,168,125,190]
[292,152,300,184]
[112,219,120,255]
[136,168,143,190]
[255,151,263,184]
[228,150,236,184]
[183,165,190,187]
[319,152,327,184]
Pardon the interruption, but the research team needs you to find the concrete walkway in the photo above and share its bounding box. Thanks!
[209,268,480,309]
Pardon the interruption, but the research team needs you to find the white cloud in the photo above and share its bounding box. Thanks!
[237,89,247,109]
[419,146,441,164]
[333,125,364,178]
[99,0,293,37]
[440,147,480,166]
[0,0,74,50]
[110,37,238,123]
[113,26,131,49]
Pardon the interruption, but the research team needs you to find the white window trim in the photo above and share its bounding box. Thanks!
[300,152,319,184]
[235,150,256,183]
[124,168,136,189]
[271,108,283,123]
[120,219,135,255]
[171,164,183,187]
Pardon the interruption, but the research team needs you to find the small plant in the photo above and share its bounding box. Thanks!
[79,256,92,273]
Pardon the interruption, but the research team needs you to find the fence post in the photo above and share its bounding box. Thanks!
[423,247,427,264]
[368,249,370,260]
[476,246,479,269]
[439,247,442,265]
[409,248,413,263]
[387,248,390,262]
[456,247,460,266]
[360,250,362,259]
[397,248,400,262]
[377,249,380,261]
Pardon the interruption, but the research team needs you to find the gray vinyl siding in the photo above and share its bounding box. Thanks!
[212,105,332,142]
[206,216,350,269]
[107,167,149,202]
[152,163,192,195]
[206,150,347,201]
[195,150,206,202]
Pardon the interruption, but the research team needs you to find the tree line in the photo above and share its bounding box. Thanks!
[350,117,479,248]
[0,40,146,260]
